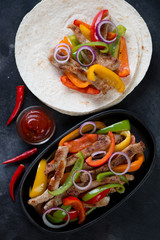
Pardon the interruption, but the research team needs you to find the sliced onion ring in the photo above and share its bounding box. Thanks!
[79,121,97,135]
[76,46,96,67]
[92,151,106,159]
[42,207,70,229]
[96,20,118,44]
[108,152,131,176]
[54,46,70,63]
[73,170,92,190]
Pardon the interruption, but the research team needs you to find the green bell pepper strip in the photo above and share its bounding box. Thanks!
[70,207,96,222]
[82,183,125,202]
[96,171,129,185]
[48,151,84,196]
[46,205,72,224]
[96,120,130,134]
[68,35,80,47]
[109,25,126,58]
[72,41,109,55]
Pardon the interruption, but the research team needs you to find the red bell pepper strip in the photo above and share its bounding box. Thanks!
[73,19,91,30]
[117,36,130,77]
[7,85,25,126]
[9,164,25,201]
[63,196,86,224]
[61,75,100,94]
[107,32,117,40]
[85,131,115,167]
[63,134,98,153]
[2,148,38,164]
[63,208,88,221]
[90,9,109,42]
[84,189,110,205]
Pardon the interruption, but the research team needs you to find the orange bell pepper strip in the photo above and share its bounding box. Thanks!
[63,134,98,153]
[61,75,100,94]
[85,131,115,167]
[113,153,144,172]
[58,121,106,147]
[59,36,73,49]
[107,32,117,40]
[64,72,91,88]
[63,196,86,224]
[73,19,91,30]
[117,36,130,77]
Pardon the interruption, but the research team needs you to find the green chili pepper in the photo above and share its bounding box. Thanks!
[96,120,130,134]
[109,25,126,58]
[97,171,129,185]
[48,151,84,196]
[46,205,71,224]
[68,35,80,47]
[82,183,125,202]
[72,41,109,54]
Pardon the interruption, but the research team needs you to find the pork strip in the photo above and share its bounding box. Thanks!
[68,24,87,43]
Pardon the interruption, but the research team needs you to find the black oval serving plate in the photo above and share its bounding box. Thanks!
[19,109,156,233]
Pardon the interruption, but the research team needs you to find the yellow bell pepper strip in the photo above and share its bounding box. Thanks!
[58,121,106,146]
[96,120,130,134]
[64,71,91,88]
[85,131,115,167]
[29,159,47,198]
[113,153,144,173]
[87,64,125,93]
[117,36,130,77]
[63,134,98,153]
[48,152,84,197]
[79,24,91,41]
[114,130,131,152]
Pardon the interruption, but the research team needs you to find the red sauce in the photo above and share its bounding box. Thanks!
[20,109,53,143]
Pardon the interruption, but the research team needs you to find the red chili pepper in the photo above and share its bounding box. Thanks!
[85,131,115,167]
[61,75,100,94]
[63,134,98,153]
[2,148,38,164]
[63,196,86,224]
[84,189,110,205]
[7,85,25,126]
[73,19,91,29]
[9,164,25,201]
[90,9,109,42]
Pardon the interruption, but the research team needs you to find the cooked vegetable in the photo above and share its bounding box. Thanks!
[117,36,130,77]
[73,19,91,29]
[79,121,97,135]
[72,41,109,54]
[61,75,100,94]
[68,35,80,47]
[76,45,96,67]
[79,24,91,41]
[46,205,72,224]
[2,148,38,164]
[96,120,130,134]
[96,171,129,184]
[65,71,91,88]
[108,152,131,175]
[7,85,25,126]
[29,159,47,198]
[63,196,86,224]
[85,131,115,167]
[63,134,98,153]
[96,20,117,44]
[9,164,25,201]
[114,130,131,151]
[54,43,71,63]
[48,152,84,196]
[87,64,125,93]
[73,170,92,190]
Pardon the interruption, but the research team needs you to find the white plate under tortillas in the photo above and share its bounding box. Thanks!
[15,0,152,116]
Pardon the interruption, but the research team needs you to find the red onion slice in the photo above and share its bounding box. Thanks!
[73,170,92,190]
[76,46,96,67]
[96,20,118,44]
[42,207,70,229]
[108,152,131,175]
[92,151,106,159]
[54,46,70,63]
[79,121,97,135]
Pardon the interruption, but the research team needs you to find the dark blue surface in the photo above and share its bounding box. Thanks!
[0,0,160,239]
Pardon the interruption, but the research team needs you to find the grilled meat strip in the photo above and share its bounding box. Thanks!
[47,146,69,191]
[83,196,110,208]
[28,146,69,207]
[86,141,145,181]
[68,24,87,43]
[95,50,120,71]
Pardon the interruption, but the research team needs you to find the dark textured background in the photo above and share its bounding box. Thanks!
[0,0,160,239]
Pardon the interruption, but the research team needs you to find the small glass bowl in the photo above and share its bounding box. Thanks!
[16,106,56,145]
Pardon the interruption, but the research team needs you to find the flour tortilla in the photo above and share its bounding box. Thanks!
[15,0,152,116]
